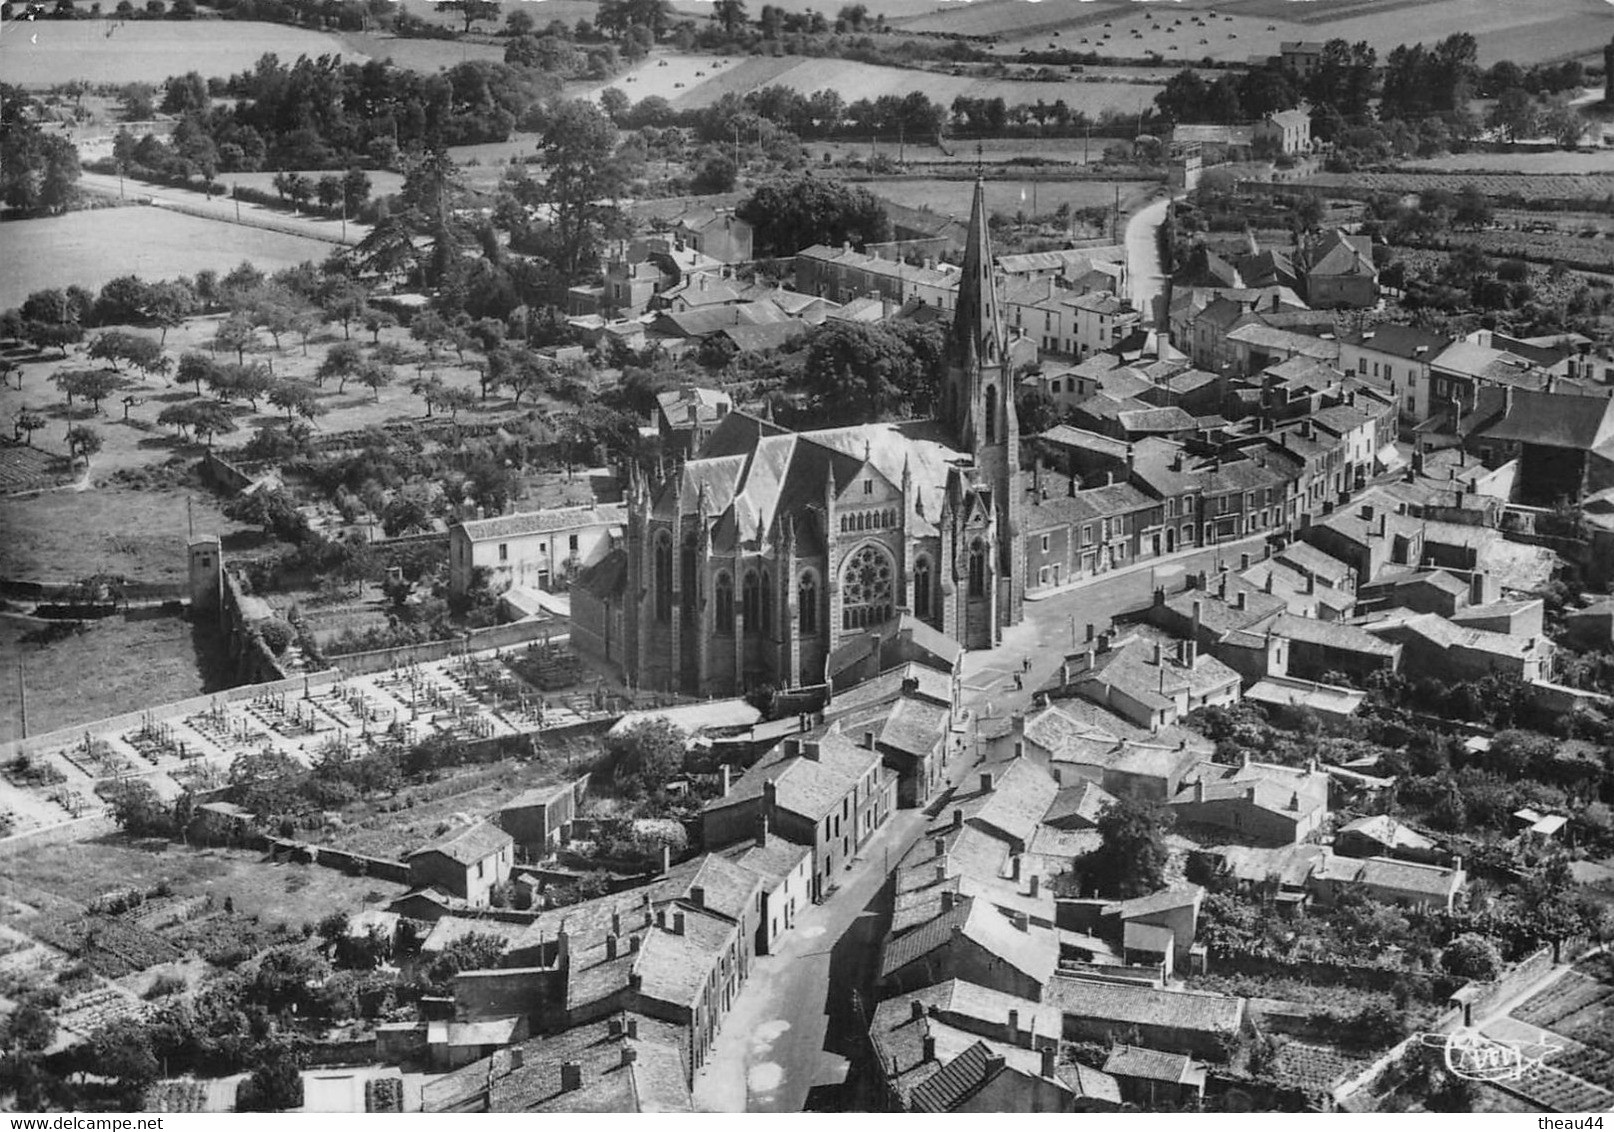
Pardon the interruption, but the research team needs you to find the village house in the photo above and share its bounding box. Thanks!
[450,504,628,599]
[498,775,591,856]
[656,386,733,458]
[1047,976,1247,1060]
[406,821,515,907]
[1307,853,1466,913]
[1170,758,1330,846]
[1053,633,1243,733]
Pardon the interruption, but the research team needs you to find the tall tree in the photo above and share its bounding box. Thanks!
[538,99,631,285]
[1085,796,1175,899]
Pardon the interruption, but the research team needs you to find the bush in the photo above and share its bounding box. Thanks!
[1441,933,1503,981]
[257,618,295,655]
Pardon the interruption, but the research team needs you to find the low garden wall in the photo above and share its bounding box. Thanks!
[329,622,564,676]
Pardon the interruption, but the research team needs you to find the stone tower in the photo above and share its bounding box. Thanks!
[188,534,223,626]
[942,179,1024,641]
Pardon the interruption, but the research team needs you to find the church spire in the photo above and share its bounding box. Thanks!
[953,178,1004,372]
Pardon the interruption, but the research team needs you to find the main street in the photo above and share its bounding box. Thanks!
[691,530,1271,1112]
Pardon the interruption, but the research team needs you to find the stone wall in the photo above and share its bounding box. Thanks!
[328,622,564,675]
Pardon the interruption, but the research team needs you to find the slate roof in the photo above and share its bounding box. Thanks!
[882,898,1058,987]
[1275,541,1353,584]
[965,758,1061,847]
[1225,323,1337,360]
[1116,406,1197,434]
[1041,780,1117,830]
[573,547,628,601]
[1478,388,1614,451]
[1113,885,1205,921]
[1339,324,1452,362]
[458,504,628,544]
[410,820,513,866]
[1312,852,1462,898]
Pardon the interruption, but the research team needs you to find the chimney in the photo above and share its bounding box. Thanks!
[1154,642,1164,666]
[804,741,822,762]
[984,1052,1007,1078]
[629,934,641,954]
[660,845,671,875]
[1010,855,1022,881]
[756,813,769,848]
[1013,912,1029,932]
[1008,1009,1020,1043]
[923,1035,937,1062]
[934,862,948,886]
[655,907,666,930]
[1235,591,1247,611]
[561,1061,583,1092]
[608,1016,623,1038]
[941,888,956,912]
[1453,855,1464,873]
[721,765,731,796]
[1192,600,1202,641]
[953,808,963,830]
[783,738,801,758]
[1029,874,1039,897]
[911,999,925,1021]
[672,910,685,935]
[627,1017,638,1038]
[606,933,619,959]
[1041,1045,1057,1078]
[611,909,621,936]
[620,1047,638,1068]
[981,771,995,793]
[863,729,876,750]
[690,885,705,909]
[1194,778,1205,802]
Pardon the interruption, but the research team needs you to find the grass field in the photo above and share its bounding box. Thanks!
[901,0,1609,68]
[814,134,1132,167]
[869,176,1155,222]
[333,29,506,71]
[0,612,230,740]
[0,485,254,582]
[581,48,1162,116]
[0,208,336,311]
[1297,170,1614,203]
[0,836,406,927]
[0,20,354,86]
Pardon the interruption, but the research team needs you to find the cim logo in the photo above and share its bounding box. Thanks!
[1415,1031,1566,1082]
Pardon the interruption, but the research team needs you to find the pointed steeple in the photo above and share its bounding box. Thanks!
[953,178,1004,372]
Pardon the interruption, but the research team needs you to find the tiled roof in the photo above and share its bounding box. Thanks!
[1103,1044,1198,1084]
[1338,814,1434,851]
[1046,976,1244,1035]
[1041,780,1116,829]
[717,833,810,887]
[1275,541,1353,583]
[1116,406,1196,433]
[1312,852,1462,898]
[632,906,736,1009]
[1038,425,1130,457]
[967,759,1060,848]
[1113,885,1204,921]
[458,504,627,544]
[1224,323,1337,359]
[1272,613,1400,655]
[909,1041,1000,1112]
[410,820,513,866]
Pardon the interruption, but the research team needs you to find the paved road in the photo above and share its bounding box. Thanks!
[692,531,1270,1111]
[1125,193,1172,326]
[75,171,368,247]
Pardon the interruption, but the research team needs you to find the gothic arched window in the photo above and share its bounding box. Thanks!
[841,544,895,631]
[984,386,997,445]
[680,534,697,620]
[654,533,672,622]
[742,570,760,631]
[968,539,986,598]
[914,557,932,620]
[714,573,734,635]
[799,572,818,635]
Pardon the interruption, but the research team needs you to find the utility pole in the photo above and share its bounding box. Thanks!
[898,121,905,166]
[18,660,26,740]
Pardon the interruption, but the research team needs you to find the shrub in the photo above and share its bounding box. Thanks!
[1441,933,1503,981]
[257,618,295,655]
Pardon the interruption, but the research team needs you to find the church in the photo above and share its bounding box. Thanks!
[574,181,1025,696]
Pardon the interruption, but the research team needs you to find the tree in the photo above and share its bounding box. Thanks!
[145,279,197,345]
[89,330,163,376]
[107,779,175,837]
[237,1044,305,1112]
[54,368,122,413]
[1441,933,1503,981]
[357,360,393,401]
[319,277,370,341]
[710,0,745,36]
[1453,184,1492,230]
[800,319,942,425]
[436,0,500,34]
[603,717,685,794]
[12,409,46,445]
[1086,796,1175,899]
[738,174,890,258]
[66,425,102,466]
[316,340,365,391]
[90,1018,160,1093]
[177,351,219,396]
[409,310,450,358]
[426,931,509,988]
[159,400,236,447]
[1488,86,1538,143]
[3,1002,56,1053]
[212,312,258,364]
[539,99,631,284]
[269,380,322,424]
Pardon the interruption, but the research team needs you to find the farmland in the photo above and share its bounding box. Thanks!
[1,836,408,929]
[1295,171,1614,206]
[0,208,337,311]
[584,50,1163,117]
[903,0,1609,68]
[0,612,231,740]
[868,177,1156,223]
[0,20,353,87]
[1399,151,1614,175]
